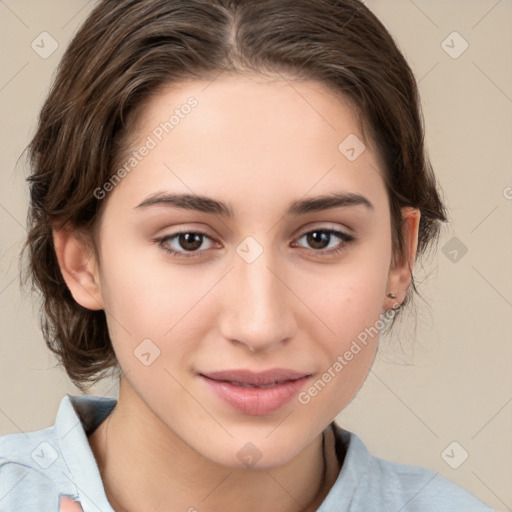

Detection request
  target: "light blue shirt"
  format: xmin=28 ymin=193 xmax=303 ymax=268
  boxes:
xmin=0 ymin=394 xmax=495 ymax=511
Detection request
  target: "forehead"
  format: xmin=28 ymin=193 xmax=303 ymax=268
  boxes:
xmin=133 ymin=74 xmax=365 ymax=149
xmin=109 ymin=74 xmax=388 ymax=215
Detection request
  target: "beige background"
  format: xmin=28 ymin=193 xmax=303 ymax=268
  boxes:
xmin=0 ymin=0 xmax=510 ymax=510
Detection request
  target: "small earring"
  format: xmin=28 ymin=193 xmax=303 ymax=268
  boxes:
xmin=387 ymin=292 xmax=397 ymax=299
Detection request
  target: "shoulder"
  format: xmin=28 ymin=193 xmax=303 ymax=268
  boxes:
xmin=0 ymin=423 xmax=60 ymax=475
xmin=0 ymin=427 xmax=75 ymax=509
xmin=0 ymin=394 xmax=116 ymax=510
xmin=328 ymin=426 xmax=496 ymax=511
xmin=371 ymin=455 xmax=494 ymax=511
xmin=0 ymin=397 xmax=84 ymax=509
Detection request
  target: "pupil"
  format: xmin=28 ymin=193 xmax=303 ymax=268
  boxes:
xmin=308 ymin=231 xmax=329 ymax=249
xmin=176 ymin=231 xmax=332 ymax=252
xmin=180 ymin=233 xmax=202 ymax=251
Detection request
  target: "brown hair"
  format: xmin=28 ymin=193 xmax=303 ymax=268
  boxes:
xmin=21 ymin=0 xmax=447 ymax=392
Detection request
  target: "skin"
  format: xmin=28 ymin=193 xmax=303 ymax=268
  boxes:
xmin=53 ymin=74 xmax=420 ymax=512
xmin=58 ymin=496 xmax=83 ymax=511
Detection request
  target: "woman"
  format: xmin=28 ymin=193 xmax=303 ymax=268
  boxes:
xmin=0 ymin=0 xmax=496 ymax=510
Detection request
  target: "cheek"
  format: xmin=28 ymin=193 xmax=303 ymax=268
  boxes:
xmin=296 ymin=285 xmax=384 ymax=421
xmin=302 ymin=236 xmax=391 ymax=343
xmin=97 ymin=219 xmax=183 ymax=325
xmin=97 ymin=231 xmax=216 ymax=373
xmin=294 ymin=234 xmax=391 ymax=410
xmin=98 ymin=205 xmax=392 ymax=370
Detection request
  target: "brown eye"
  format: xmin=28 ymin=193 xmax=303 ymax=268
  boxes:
xmin=305 ymin=231 xmax=331 ymax=250
xmin=294 ymin=229 xmax=354 ymax=255
xmin=175 ymin=232 xmax=204 ymax=251
xmin=157 ymin=231 xmax=214 ymax=257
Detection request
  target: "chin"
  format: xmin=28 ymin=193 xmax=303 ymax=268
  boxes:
xmin=191 ymin=428 xmax=311 ymax=471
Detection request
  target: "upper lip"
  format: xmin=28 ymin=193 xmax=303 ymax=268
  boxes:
xmin=200 ymin=369 xmax=312 ymax=386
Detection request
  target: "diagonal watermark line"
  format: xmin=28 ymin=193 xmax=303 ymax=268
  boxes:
xmin=163 ymin=163 xmax=233 ymax=235
xmin=61 ymin=0 xmax=94 ymax=29
xmin=65 ymin=272 xmax=132 ymax=336
xmin=371 ymin=370 xmax=439 ymax=438
xmin=99 ymin=367 xmax=128 ymax=397
xmin=0 ymin=203 xmax=26 ymax=232
xmin=59 ymin=418 xmax=83 ymax=445
xmin=471 ymin=471 xmax=512 ymax=511
xmin=397 ymin=472 xmax=439 ymax=511
xmin=200 ymin=470 xmax=234 ymax=503
xmin=60 ymin=369 xmax=130 ymax=441
xmin=162 ymin=267 xmax=234 ymax=337
xmin=265 ymin=470 xmax=307 ymax=511
xmin=265 ymin=266 xmax=336 ymax=335
xmin=0 ymin=62 xmax=29 ymax=93
xmin=471 ymin=265 xmax=512 ymax=308
xmin=61 ymin=471 xmax=103 ymax=511
xmin=472 ymin=0 xmax=502 ymax=29
xmin=0 ymin=473 xmax=27 ymax=503
xmin=0 ymin=0 xmax=29 ymax=29
xmin=163 ymin=367 xmax=234 ymax=438
xmin=472 ymin=61 xmax=512 ymax=104
xmin=276 ymin=71 xmax=337 ymax=131
xmin=0 ymin=406 xmax=29 ymax=438
xmin=0 ymin=369 xmax=125 ymax=439
xmin=406 ymin=0 xmax=439 ymax=28
xmin=0 ymin=273 xmax=18 ymax=295
xmin=265 ymin=410 xmax=294 ymax=438
xmin=272 ymin=0 xmax=367 ymax=133
xmin=200 ymin=67 xmax=227 ymax=93
xmin=470 ymin=204 xmax=499 ymax=233
xmin=471 ymin=396 xmax=512 ymax=440
xmin=418 ymin=62 xmax=439 ymax=84
xmin=163 ymin=163 xmax=196 ymax=193
xmin=333 ymin=0 xmax=372 ymax=37
xmin=60 ymin=419 xmax=82 ymax=443
xmin=367 ymin=161 xmax=389 ymax=191
xmin=266 ymin=164 xmax=337 ymax=235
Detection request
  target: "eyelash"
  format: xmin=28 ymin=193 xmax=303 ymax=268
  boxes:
xmin=153 ymin=228 xmax=355 ymax=259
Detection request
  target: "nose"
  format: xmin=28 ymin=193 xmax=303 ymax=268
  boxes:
xmin=218 ymin=248 xmax=296 ymax=354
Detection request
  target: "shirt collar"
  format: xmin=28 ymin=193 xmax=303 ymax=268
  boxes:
xmin=55 ymin=393 xmax=365 ymax=512
xmin=56 ymin=394 xmax=116 ymax=512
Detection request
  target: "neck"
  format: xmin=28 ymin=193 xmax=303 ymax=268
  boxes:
xmin=88 ymin=379 xmax=341 ymax=512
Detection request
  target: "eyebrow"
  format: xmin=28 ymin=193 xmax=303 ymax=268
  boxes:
xmin=134 ymin=191 xmax=374 ymax=217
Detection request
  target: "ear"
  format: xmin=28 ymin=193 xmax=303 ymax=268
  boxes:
xmin=52 ymin=225 xmax=104 ymax=311
xmin=384 ymin=207 xmax=421 ymax=311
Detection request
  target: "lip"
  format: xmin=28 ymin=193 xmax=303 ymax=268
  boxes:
xmin=199 ymin=369 xmax=312 ymax=415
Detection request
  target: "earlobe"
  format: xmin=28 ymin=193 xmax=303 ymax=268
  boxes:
xmin=52 ymin=225 xmax=104 ymax=311
xmin=384 ymin=207 xmax=421 ymax=308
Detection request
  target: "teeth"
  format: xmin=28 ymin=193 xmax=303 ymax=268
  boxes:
xmin=230 ymin=381 xmax=283 ymax=388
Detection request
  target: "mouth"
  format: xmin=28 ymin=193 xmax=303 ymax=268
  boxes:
xmin=217 ymin=380 xmax=291 ymax=389
xmin=201 ymin=368 xmax=311 ymax=387
xmin=199 ymin=369 xmax=313 ymax=415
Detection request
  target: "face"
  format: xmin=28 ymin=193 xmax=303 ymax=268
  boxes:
xmin=66 ymin=74 xmax=417 ymax=469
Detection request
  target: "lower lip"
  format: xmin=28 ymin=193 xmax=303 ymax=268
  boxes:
xmin=201 ymin=376 xmax=311 ymax=415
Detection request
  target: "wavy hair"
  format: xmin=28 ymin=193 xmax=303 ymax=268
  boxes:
xmin=20 ymin=0 xmax=448 ymax=392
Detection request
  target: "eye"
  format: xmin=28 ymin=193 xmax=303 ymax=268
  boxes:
xmin=292 ymin=228 xmax=355 ymax=256
xmin=155 ymin=231 xmax=215 ymax=258
xmin=154 ymin=227 xmax=355 ymax=259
